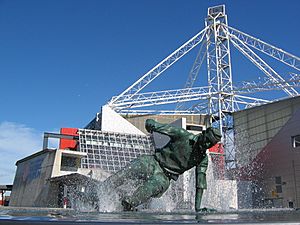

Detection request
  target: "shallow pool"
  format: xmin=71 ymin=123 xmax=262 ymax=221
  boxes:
xmin=0 ymin=207 xmax=300 ymax=224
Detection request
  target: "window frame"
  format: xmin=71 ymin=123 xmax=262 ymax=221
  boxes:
xmin=292 ymin=135 xmax=300 ymax=148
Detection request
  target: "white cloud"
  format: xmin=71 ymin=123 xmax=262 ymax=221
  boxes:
xmin=0 ymin=121 xmax=43 ymax=184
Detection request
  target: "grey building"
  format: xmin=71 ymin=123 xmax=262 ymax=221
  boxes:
xmin=234 ymin=95 xmax=300 ymax=208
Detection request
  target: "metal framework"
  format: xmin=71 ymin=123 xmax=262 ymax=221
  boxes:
xmin=78 ymin=129 xmax=154 ymax=172
xmin=109 ymin=27 xmax=208 ymax=105
xmin=106 ymin=5 xmax=300 ymax=168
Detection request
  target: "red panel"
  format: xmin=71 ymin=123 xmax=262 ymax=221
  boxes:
xmin=209 ymin=143 xmax=225 ymax=179
xmin=209 ymin=143 xmax=224 ymax=154
xmin=59 ymin=128 xmax=79 ymax=150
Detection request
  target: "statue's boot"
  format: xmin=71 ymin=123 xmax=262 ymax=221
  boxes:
xmin=121 ymin=198 xmax=137 ymax=211
xmin=197 ymin=207 xmax=217 ymax=213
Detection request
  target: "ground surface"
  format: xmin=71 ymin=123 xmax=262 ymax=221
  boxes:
xmin=0 ymin=207 xmax=300 ymax=224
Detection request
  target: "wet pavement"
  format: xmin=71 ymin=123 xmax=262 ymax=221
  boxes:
xmin=0 ymin=207 xmax=300 ymax=224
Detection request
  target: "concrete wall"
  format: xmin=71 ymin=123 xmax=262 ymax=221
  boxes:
xmin=255 ymin=107 xmax=300 ymax=208
xmin=10 ymin=149 xmax=57 ymax=207
xmin=10 ymin=148 xmax=89 ymax=207
xmin=235 ymin=98 xmax=300 ymax=208
xmin=234 ymin=96 xmax=300 ymax=167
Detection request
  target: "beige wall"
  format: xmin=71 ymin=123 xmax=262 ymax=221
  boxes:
xmin=125 ymin=114 xmax=207 ymax=134
xmin=258 ymin=107 xmax=300 ymax=208
xmin=234 ymin=96 xmax=300 ymax=208
xmin=234 ymin=96 xmax=300 ymax=167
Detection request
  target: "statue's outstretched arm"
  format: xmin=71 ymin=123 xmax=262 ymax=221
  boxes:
xmin=145 ymin=119 xmax=188 ymax=139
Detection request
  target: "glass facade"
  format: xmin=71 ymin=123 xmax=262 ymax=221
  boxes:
xmin=78 ymin=129 xmax=155 ymax=172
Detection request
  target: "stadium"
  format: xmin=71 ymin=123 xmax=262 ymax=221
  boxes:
xmin=7 ymin=5 xmax=300 ymax=210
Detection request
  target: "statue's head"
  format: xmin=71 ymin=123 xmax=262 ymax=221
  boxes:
xmin=197 ymin=127 xmax=222 ymax=149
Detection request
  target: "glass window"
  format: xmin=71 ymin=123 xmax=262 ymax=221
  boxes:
xmin=275 ymin=176 xmax=281 ymax=184
xmin=292 ymin=135 xmax=300 ymax=148
xmin=61 ymin=156 xmax=78 ymax=171
xmin=276 ymin=185 xmax=282 ymax=193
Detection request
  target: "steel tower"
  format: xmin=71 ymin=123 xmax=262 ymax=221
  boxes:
xmin=106 ymin=5 xmax=300 ymax=168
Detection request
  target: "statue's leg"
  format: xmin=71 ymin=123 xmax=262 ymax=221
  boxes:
xmin=195 ymin=156 xmax=208 ymax=212
xmin=195 ymin=172 xmax=206 ymax=211
xmin=195 ymin=188 xmax=204 ymax=212
xmin=122 ymin=162 xmax=170 ymax=210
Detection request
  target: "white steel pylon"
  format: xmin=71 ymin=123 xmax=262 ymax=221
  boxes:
xmin=107 ymin=5 xmax=300 ymax=168
xmin=205 ymin=6 xmax=235 ymax=166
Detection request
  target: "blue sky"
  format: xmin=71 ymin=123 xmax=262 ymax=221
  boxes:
xmin=1 ymin=0 xmax=300 ymax=184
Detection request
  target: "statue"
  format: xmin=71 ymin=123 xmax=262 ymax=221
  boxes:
xmin=103 ymin=119 xmax=222 ymax=211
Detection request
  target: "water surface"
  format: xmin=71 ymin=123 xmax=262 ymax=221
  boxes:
xmin=0 ymin=207 xmax=300 ymax=224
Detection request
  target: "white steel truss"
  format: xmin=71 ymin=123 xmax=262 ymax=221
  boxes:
xmin=226 ymin=26 xmax=300 ymax=71
xmin=108 ymin=27 xmax=208 ymax=105
xmin=175 ymin=40 xmax=208 ymax=111
xmin=109 ymin=75 xmax=300 ymax=114
xmin=111 ymin=84 xmax=292 ymax=111
xmin=106 ymin=5 xmax=300 ymax=168
xmin=229 ymin=34 xmax=298 ymax=96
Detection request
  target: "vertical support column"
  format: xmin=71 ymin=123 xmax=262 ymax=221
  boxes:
xmin=1 ymin=190 xmax=4 ymax=206
xmin=63 ymin=184 xmax=68 ymax=209
xmin=205 ymin=5 xmax=235 ymax=169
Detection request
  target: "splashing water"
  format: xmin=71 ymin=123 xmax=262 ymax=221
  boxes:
xmin=201 ymin=156 xmax=238 ymax=210
xmin=74 ymin=154 xmax=239 ymax=212
xmin=148 ymin=154 xmax=238 ymax=212
xmin=96 ymin=187 xmax=122 ymax=212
